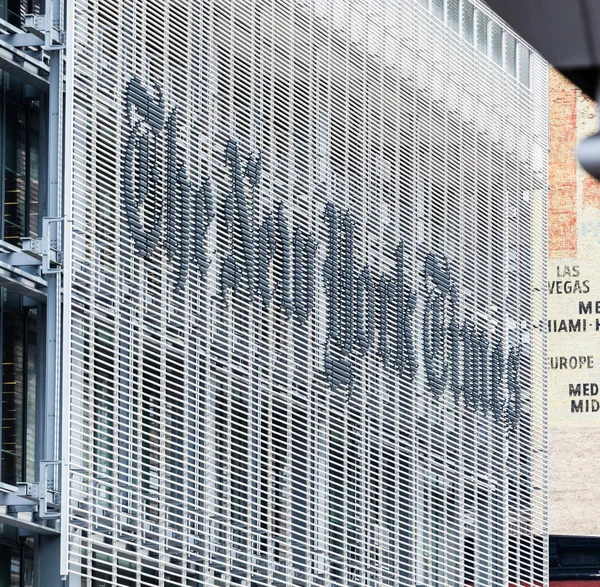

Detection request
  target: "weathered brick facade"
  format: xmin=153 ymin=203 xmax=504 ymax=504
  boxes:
xmin=549 ymin=69 xmax=600 ymax=537
xmin=549 ymin=69 xmax=578 ymax=258
xmin=549 ymin=68 xmax=600 ymax=256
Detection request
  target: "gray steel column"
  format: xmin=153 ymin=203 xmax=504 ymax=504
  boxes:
xmin=34 ymin=534 xmax=61 ymax=586
xmin=42 ymin=46 xmax=61 ymax=469
xmin=34 ymin=30 xmax=64 ymax=587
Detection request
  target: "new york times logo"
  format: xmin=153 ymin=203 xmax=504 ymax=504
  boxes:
xmin=121 ymin=77 xmax=523 ymax=429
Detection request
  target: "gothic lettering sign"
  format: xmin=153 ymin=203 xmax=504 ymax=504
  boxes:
xmin=122 ymin=77 xmax=521 ymax=428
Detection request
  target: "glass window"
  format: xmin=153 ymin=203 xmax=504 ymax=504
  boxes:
xmin=432 ymin=0 xmax=444 ymax=21
xmin=2 ymin=0 xmax=40 ymax=27
xmin=461 ymin=1 xmax=474 ymax=45
xmin=25 ymin=319 xmax=36 ymax=482
xmin=0 ymin=543 xmax=20 ymax=586
xmin=28 ymin=116 xmax=39 ymax=239
xmin=491 ymin=21 xmax=503 ymax=66
xmin=4 ymin=103 xmax=27 ymax=245
xmin=3 ymin=117 xmax=40 ymax=245
xmin=2 ymin=311 xmax=24 ymax=485
xmin=1 ymin=74 xmax=41 ymax=246
xmin=447 ymin=0 xmax=459 ymax=32
xmin=476 ymin=12 xmax=489 ymax=55
xmin=22 ymin=549 xmax=33 ymax=587
xmin=4 ymin=75 xmax=22 ymax=103
xmin=505 ymin=34 xmax=517 ymax=77
xmin=0 ymin=529 xmax=34 ymax=585
xmin=0 ymin=297 xmax=37 ymax=486
xmin=518 ymin=43 xmax=531 ymax=87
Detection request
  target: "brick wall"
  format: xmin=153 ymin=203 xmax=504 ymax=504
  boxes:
xmin=548 ymin=69 xmax=600 ymax=536
xmin=549 ymin=69 xmax=599 ymax=256
xmin=549 ymin=68 xmax=578 ymax=257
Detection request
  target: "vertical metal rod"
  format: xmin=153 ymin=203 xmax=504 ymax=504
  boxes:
xmin=43 ymin=49 xmax=60 ymax=474
xmin=34 ymin=90 xmax=47 ymax=495
xmin=1 ymin=83 xmax=5 ymax=244
xmin=34 ymin=37 xmax=64 ymax=587
xmin=60 ymin=0 xmax=75 ymax=575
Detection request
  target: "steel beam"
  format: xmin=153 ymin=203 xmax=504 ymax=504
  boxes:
xmin=0 ymin=37 xmax=49 ymax=90
xmin=0 ymin=513 xmax=60 ymax=535
xmin=0 ymin=17 xmax=50 ymax=91
xmin=0 ymin=240 xmax=47 ymax=299
xmin=0 ymin=33 xmax=44 ymax=47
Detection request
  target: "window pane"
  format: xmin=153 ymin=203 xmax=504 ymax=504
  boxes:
xmin=506 ymin=33 xmax=517 ymax=76
xmin=29 ymin=116 xmax=39 ymax=238
xmin=447 ymin=0 xmax=459 ymax=32
xmin=476 ymin=12 xmax=489 ymax=55
xmin=518 ymin=43 xmax=531 ymax=87
xmin=432 ymin=0 xmax=444 ymax=21
xmin=4 ymin=104 xmax=27 ymax=246
xmin=5 ymin=0 xmax=21 ymax=27
xmin=491 ymin=21 xmax=503 ymax=66
xmin=1 ymin=312 xmax=24 ymax=485
xmin=25 ymin=320 xmax=36 ymax=483
xmin=462 ymin=1 xmax=474 ymax=45
xmin=23 ymin=550 xmax=34 ymax=587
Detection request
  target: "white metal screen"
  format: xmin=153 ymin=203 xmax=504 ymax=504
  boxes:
xmin=64 ymin=0 xmax=547 ymax=585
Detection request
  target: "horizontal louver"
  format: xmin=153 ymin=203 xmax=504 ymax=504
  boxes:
xmin=65 ymin=0 xmax=547 ymax=584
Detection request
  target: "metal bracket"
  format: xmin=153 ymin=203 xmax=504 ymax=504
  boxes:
xmin=23 ymin=217 xmax=63 ymax=274
xmin=18 ymin=461 xmax=61 ymax=520
xmin=23 ymin=14 xmax=64 ymax=51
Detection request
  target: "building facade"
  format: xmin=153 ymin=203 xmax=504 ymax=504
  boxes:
xmin=0 ymin=0 xmax=547 ymax=585
xmin=548 ymin=72 xmax=600 ymax=585
xmin=548 ymin=69 xmax=600 ymax=537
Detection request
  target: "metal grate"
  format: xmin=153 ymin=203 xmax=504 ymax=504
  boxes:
xmin=64 ymin=0 xmax=548 ymax=585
